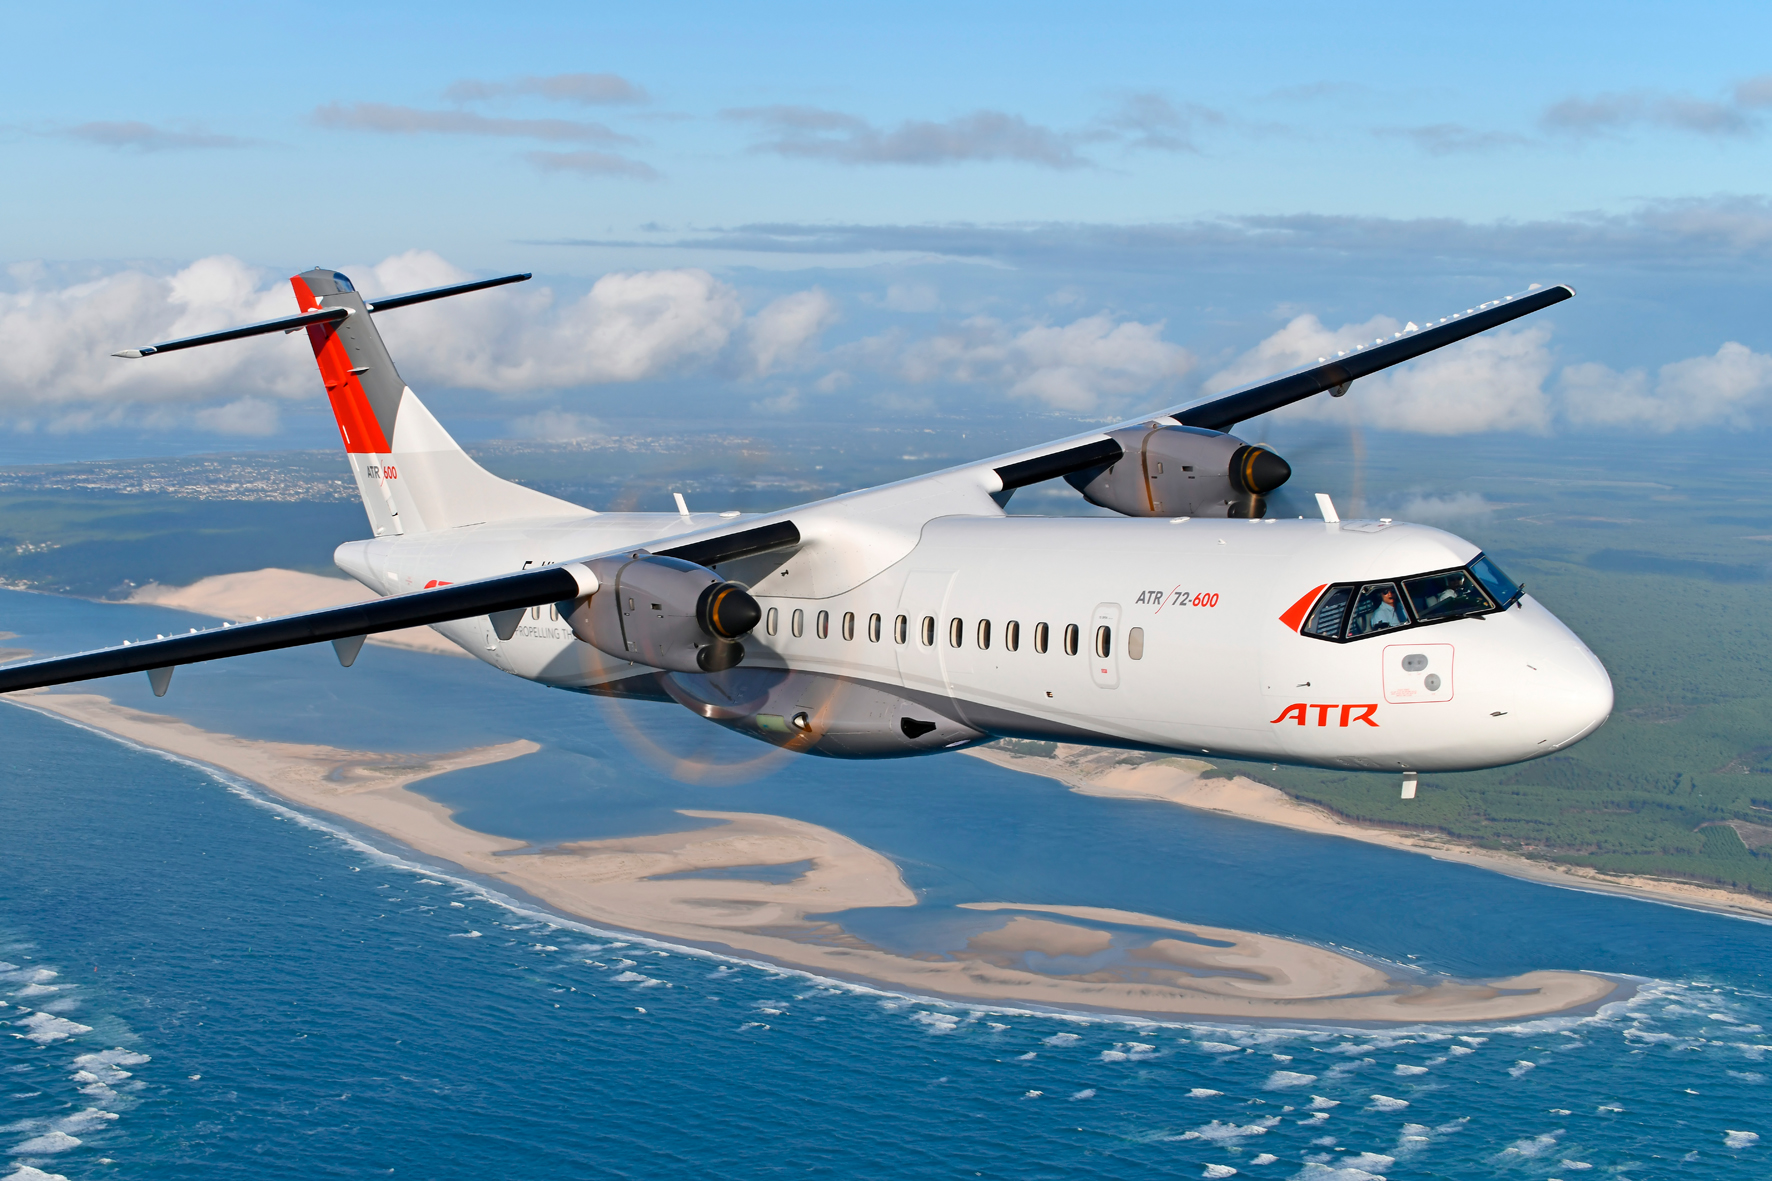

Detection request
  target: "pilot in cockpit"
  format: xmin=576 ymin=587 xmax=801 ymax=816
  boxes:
xmin=1369 ymin=586 xmax=1406 ymax=630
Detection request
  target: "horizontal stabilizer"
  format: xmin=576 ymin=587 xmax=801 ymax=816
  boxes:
xmin=365 ymin=272 xmax=531 ymax=313
xmin=0 ymin=563 xmax=596 ymax=694
xmin=112 ymin=306 xmax=348 ymax=359
xmin=111 ymin=272 xmax=531 ymax=360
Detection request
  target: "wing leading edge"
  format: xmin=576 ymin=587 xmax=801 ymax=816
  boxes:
xmin=0 ymin=563 xmax=595 ymax=694
xmin=991 ymin=283 xmax=1574 ymax=492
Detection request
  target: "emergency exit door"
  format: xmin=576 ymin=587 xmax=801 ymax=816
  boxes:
xmin=1089 ymin=602 xmax=1121 ymax=689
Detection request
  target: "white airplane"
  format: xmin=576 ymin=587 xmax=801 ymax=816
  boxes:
xmin=0 ymin=270 xmax=1612 ymax=790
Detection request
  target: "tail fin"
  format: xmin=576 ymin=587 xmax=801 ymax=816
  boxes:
xmin=291 ymin=268 xmax=585 ymax=535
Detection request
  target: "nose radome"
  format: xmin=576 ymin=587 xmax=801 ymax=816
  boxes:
xmin=1544 ymin=642 xmax=1614 ymax=750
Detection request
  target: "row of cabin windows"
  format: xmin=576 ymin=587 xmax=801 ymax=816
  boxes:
xmin=762 ymin=607 xmax=1145 ymax=661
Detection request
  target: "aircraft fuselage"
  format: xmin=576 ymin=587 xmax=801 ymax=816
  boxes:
xmin=335 ymin=510 xmax=1613 ymax=772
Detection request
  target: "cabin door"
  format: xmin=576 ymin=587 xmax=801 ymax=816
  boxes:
xmin=1089 ymin=602 xmax=1122 ymax=689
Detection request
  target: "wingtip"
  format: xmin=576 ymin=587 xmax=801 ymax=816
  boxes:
xmin=111 ymin=348 xmax=147 ymax=359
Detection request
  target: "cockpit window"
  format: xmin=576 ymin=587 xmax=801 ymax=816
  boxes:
xmin=1468 ymin=554 xmax=1523 ymax=608
xmin=1403 ymin=569 xmax=1494 ymax=622
xmin=1301 ymin=585 xmax=1351 ymax=638
xmin=331 ymin=272 xmax=355 ymax=292
xmin=1299 ymin=556 xmax=1519 ymax=643
xmin=1345 ymin=582 xmax=1408 ymax=637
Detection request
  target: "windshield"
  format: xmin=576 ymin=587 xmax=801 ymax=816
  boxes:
xmin=1403 ymin=569 xmax=1494 ymax=621
xmin=1468 ymin=554 xmax=1523 ymax=607
xmin=1298 ymin=556 xmax=1520 ymax=642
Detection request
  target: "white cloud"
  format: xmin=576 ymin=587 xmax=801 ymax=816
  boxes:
xmin=747 ymin=288 xmax=838 ymax=375
xmin=194 ymin=397 xmax=281 ymax=436
xmin=892 ymin=313 xmax=1194 ymax=412
xmin=1387 ymin=491 xmax=1495 ymax=525
xmin=1205 ymin=312 xmax=1555 ymax=434
xmin=507 ymin=409 xmax=603 ymax=440
xmin=0 ymin=255 xmax=310 ymax=428
xmin=0 ymin=252 xmax=834 ymax=432
xmin=1561 ymin=342 xmax=1772 ymax=431
xmin=371 ymin=254 xmax=747 ymax=390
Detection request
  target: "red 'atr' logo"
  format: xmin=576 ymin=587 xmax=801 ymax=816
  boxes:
xmin=1270 ymin=703 xmax=1379 ymax=728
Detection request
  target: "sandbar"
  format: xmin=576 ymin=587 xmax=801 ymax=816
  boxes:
xmin=121 ymin=568 xmax=1772 ymax=922
xmin=9 ymin=690 xmax=1619 ymax=1024
xmin=967 ymin=743 xmax=1772 ymax=923
xmin=130 ymin=568 xmax=467 ymax=657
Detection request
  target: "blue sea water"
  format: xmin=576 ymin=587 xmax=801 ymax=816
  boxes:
xmin=4 ymin=588 xmax=1772 ymax=1179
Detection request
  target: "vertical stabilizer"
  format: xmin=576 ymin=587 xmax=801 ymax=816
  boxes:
xmin=291 ymin=268 xmax=585 ymax=535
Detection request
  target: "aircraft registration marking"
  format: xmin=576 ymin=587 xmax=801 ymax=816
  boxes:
xmin=1270 ymin=703 xmax=1380 ymax=727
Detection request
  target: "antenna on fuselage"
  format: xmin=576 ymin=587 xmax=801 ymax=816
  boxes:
xmin=1315 ymin=493 xmax=1340 ymax=524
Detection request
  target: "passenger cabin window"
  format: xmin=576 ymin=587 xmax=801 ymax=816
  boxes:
xmin=842 ymin=611 xmax=855 ymax=641
xmin=1300 ymin=555 xmax=1520 ymax=643
xmin=894 ymin=614 xmax=908 ymax=644
xmin=1403 ymin=570 xmax=1492 ymax=622
xmin=766 ymin=607 xmax=779 ymax=636
xmin=792 ymin=609 xmax=805 ymax=637
xmin=1344 ymin=583 xmax=1406 ymax=638
xmin=1094 ymin=626 xmax=1111 ymax=659
xmin=870 ymin=613 xmax=883 ymax=642
xmin=921 ymin=616 xmax=936 ymax=646
xmin=977 ymin=619 xmax=991 ymax=649
xmin=1063 ymin=624 xmax=1080 ymax=656
xmin=816 ymin=610 xmax=829 ymax=639
xmin=948 ymin=618 xmax=963 ymax=648
xmin=1005 ymin=621 xmax=1020 ymax=651
xmin=1034 ymin=622 xmax=1049 ymax=653
xmin=1127 ymin=627 xmax=1144 ymax=660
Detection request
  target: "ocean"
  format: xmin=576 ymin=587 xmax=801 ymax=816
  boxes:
xmin=3 ymin=587 xmax=1770 ymax=1179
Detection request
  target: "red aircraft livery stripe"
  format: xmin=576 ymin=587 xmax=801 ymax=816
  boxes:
xmin=1278 ymin=584 xmax=1327 ymax=632
xmin=290 ymin=275 xmax=390 ymax=455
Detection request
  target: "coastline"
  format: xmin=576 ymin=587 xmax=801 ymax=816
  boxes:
xmin=86 ymin=568 xmax=1772 ymax=922
xmin=9 ymin=689 xmax=1621 ymax=1024
xmin=965 ymin=744 xmax=1772 ymax=924
xmin=128 ymin=568 xmax=468 ymax=657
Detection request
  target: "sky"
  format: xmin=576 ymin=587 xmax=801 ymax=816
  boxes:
xmin=1 ymin=0 xmax=1769 ymax=459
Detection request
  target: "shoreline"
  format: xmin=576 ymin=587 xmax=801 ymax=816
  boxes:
xmin=965 ymin=745 xmax=1772 ymax=925
xmin=128 ymin=568 xmax=467 ymax=658
xmin=31 ymin=571 xmax=1772 ymax=923
xmin=9 ymin=690 xmax=1621 ymax=1025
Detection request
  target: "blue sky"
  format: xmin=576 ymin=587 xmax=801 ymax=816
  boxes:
xmin=2 ymin=1 xmax=1769 ymax=456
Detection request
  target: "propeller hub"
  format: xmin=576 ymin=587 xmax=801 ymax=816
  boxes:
xmin=1230 ymin=445 xmax=1292 ymax=495
xmin=699 ymin=582 xmax=762 ymax=639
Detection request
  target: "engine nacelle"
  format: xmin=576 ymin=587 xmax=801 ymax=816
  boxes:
xmin=562 ymin=553 xmax=762 ymax=674
xmin=660 ymin=667 xmax=987 ymax=759
xmin=1065 ymin=423 xmax=1291 ymax=518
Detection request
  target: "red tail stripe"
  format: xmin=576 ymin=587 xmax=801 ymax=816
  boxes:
xmin=290 ymin=275 xmax=390 ymax=454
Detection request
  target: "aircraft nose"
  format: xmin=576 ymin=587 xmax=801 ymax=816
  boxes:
xmin=1511 ymin=607 xmax=1614 ymax=753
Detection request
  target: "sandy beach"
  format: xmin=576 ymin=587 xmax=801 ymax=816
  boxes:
xmin=9 ymin=689 xmax=1618 ymax=1023
xmin=130 ymin=568 xmax=468 ymax=657
xmin=124 ymin=568 xmax=1771 ymax=922
xmin=966 ymin=744 xmax=1772 ymax=924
